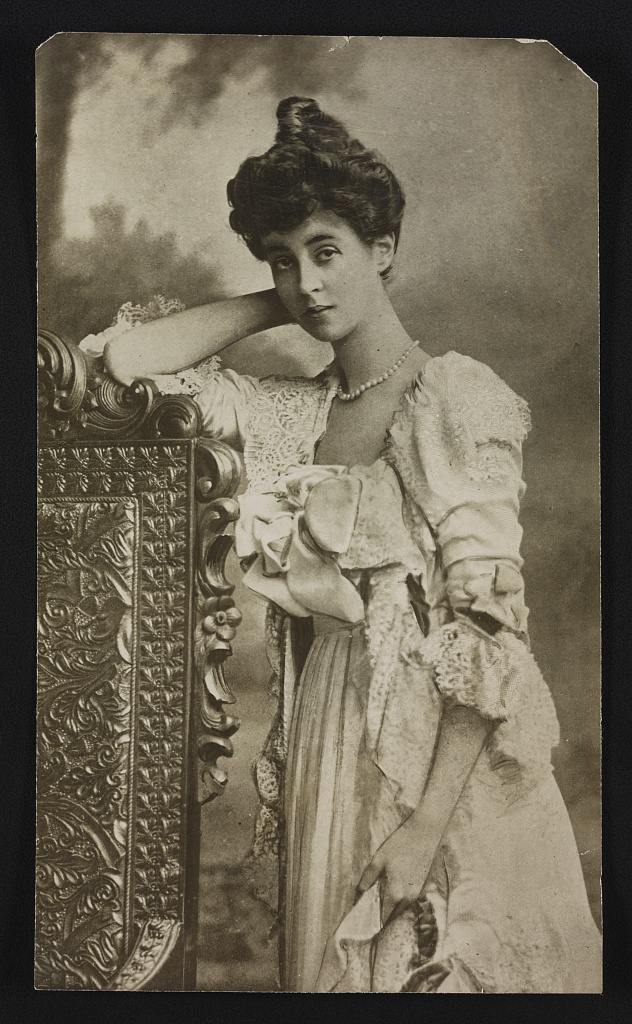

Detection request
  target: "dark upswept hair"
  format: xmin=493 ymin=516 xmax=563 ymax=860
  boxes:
xmin=227 ymin=97 xmax=405 ymax=278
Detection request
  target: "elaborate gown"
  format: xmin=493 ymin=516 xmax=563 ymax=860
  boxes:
xmin=191 ymin=350 xmax=601 ymax=994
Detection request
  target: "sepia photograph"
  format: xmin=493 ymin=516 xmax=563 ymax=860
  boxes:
xmin=36 ymin=33 xmax=601 ymax=992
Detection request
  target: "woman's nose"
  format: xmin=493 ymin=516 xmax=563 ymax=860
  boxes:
xmin=297 ymin=260 xmax=323 ymax=295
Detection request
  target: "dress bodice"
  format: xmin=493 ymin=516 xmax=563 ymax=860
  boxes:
xmin=204 ymin=350 xmax=531 ymax=636
xmin=220 ymin=353 xmax=558 ymax=823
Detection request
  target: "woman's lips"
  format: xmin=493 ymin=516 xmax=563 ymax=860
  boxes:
xmin=302 ymin=305 xmax=334 ymax=320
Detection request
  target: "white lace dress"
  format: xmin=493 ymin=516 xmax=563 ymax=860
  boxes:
xmin=188 ymin=350 xmax=601 ymax=993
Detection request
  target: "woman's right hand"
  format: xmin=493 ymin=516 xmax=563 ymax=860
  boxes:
xmin=357 ymin=818 xmax=440 ymax=926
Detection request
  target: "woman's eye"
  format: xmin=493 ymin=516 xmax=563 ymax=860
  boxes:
xmin=316 ymin=248 xmax=338 ymax=262
xmin=272 ymin=257 xmax=293 ymax=271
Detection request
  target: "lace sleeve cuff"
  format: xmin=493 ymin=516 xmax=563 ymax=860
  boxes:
xmin=416 ymin=620 xmax=561 ymax=778
xmin=420 ymin=621 xmax=522 ymax=721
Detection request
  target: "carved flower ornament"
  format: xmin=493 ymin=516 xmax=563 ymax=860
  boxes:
xmin=201 ymin=596 xmax=242 ymax=652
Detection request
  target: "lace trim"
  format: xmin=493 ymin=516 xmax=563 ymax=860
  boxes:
xmin=114 ymin=295 xmax=186 ymax=327
xmin=417 ymin=622 xmax=517 ymax=720
xmin=242 ymin=371 xmax=338 ymax=492
xmin=249 ymin=738 xmax=283 ymax=911
xmin=467 ymin=444 xmax=516 ymax=484
xmin=111 ymin=296 xmax=230 ymax=396
xmin=340 ymin=464 xmax=425 ymax=572
xmin=487 ymin=632 xmax=560 ymax=774
xmin=384 ymin=351 xmax=531 ymax=471
xmin=439 ymin=352 xmax=531 ymax=449
xmin=359 ymin=571 xmax=445 ymax=818
xmin=244 ymin=803 xmax=280 ymax=909
xmin=248 ymin=604 xmax=292 ymax=912
xmin=404 ymin=621 xmax=560 ymax=774
xmin=153 ymin=355 xmax=224 ymax=396
xmin=264 ymin=603 xmax=284 ymax=681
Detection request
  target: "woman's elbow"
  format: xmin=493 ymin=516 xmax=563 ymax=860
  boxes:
xmin=103 ymin=337 xmax=136 ymax=386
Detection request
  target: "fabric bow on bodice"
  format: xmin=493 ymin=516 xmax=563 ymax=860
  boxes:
xmin=235 ymin=466 xmax=366 ymax=623
xmin=235 ymin=462 xmax=438 ymax=817
xmin=235 ymin=461 xmax=429 ymax=624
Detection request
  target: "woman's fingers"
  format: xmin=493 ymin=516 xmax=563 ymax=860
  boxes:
xmin=357 ymin=854 xmax=416 ymax=928
xmin=381 ymin=890 xmax=401 ymax=927
xmin=357 ymin=854 xmax=383 ymax=893
xmin=380 ymin=876 xmax=411 ymax=924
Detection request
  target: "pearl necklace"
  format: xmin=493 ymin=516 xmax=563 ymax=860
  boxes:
xmin=336 ymin=340 xmax=420 ymax=401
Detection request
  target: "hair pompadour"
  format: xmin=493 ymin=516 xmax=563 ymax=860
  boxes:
xmin=227 ymin=97 xmax=405 ymax=278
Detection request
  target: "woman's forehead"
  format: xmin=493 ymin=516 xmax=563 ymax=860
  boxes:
xmin=262 ymin=209 xmax=355 ymax=251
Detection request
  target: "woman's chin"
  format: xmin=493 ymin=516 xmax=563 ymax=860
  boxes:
xmin=300 ymin=320 xmax=347 ymax=345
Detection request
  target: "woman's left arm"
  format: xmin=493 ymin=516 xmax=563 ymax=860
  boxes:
xmin=358 ymin=704 xmax=488 ymax=923
xmin=362 ymin=354 xmax=533 ymax=924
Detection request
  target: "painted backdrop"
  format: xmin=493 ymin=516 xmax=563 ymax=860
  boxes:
xmin=37 ymin=35 xmax=600 ymax=985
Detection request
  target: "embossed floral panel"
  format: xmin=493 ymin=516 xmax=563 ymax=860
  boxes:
xmin=37 ymin=442 xmax=197 ymax=990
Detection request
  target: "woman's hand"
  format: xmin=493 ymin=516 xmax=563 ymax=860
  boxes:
xmin=358 ymin=705 xmax=488 ymax=927
xmin=357 ymin=817 xmax=440 ymax=926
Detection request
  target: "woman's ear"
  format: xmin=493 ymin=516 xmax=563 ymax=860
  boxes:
xmin=373 ymin=233 xmax=397 ymax=274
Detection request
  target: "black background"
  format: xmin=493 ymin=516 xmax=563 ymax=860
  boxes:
xmin=2 ymin=2 xmax=630 ymax=1021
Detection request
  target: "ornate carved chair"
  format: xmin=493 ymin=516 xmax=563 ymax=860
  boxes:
xmin=37 ymin=331 xmax=243 ymax=989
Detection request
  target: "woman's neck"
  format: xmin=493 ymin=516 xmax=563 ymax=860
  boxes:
xmin=332 ymin=294 xmax=415 ymax=392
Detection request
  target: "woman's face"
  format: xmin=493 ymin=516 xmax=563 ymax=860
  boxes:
xmin=261 ymin=209 xmax=392 ymax=346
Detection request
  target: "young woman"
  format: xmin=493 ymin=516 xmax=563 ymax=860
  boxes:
xmin=97 ymin=97 xmax=601 ymax=993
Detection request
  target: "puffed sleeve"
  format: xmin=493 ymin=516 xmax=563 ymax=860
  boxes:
xmin=145 ymin=357 xmax=258 ymax=449
xmin=423 ymin=354 xmax=529 ymax=631
xmin=387 ymin=352 xmax=555 ymax=733
xmin=195 ymin=365 xmax=258 ymax=449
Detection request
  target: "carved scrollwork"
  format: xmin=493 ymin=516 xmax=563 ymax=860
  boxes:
xmin=142 ymin=393 xmax=201 ymax=439
xmin=194 ymin=439 xmax=243 ymax=804
xmin=38 ymin=329 xmax=89 ymax=436
xmin=38 ymin=330 xmax=201 ymax=442
xmin=80 ymin=367 xmax=158 ymax=439
xmin=38 ymin=331 xmax=155 ymax=440
xmin=38 ymin=328 xmax=247 ymax=987
xmin=196 ymin=436 xmax=243 ymax=504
